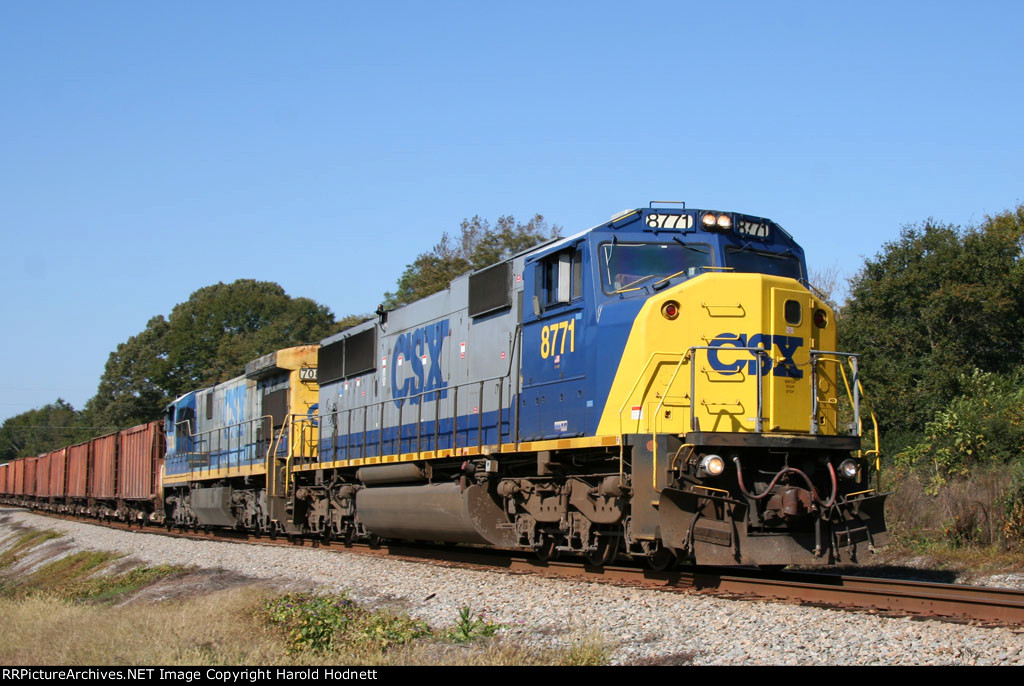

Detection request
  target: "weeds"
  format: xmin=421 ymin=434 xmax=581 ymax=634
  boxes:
xmin=262 ymin=592 xmax=359 ymax=655
xmin=0 ymin=550 xmax=119 ymax=597
xmin=353 ymin=610 xmax=431 ymax=651
xmin=447 ymin=605 xmax=502 ymax=643
xmin=0 ymin=529 xmax=61 ymax=567
xmin=69 ymin=563 xmax=185 ymax=602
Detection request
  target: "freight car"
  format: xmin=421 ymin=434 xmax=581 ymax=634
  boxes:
xmin=2 ymin=203 xmax=888 ymax=568
xmin=2 ymin=423 xmax=163 ymax=521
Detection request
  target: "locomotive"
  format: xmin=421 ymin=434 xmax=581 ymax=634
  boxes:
xmin=1 ymin=203 xmax=888 ymax=567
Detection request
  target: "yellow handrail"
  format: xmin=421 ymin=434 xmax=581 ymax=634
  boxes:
xmin=838 ymin=363 xmax=881 ymax=471
xmin=614 ymin=350 xmax=690 ymax=486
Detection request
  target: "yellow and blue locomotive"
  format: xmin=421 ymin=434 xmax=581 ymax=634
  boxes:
xmin=284 ymin=203 xmax=888 ymax=567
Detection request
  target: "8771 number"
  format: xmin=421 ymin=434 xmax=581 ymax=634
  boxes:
xmin=540 ymin=319 xmax=576 ymax=359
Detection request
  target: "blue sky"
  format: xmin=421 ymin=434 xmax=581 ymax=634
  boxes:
xmin=1 ymin=1 xmax=1022 ymax=422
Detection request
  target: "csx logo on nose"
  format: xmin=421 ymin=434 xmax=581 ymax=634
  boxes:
xmin=707 ymin=333 xmax=803 ymax=379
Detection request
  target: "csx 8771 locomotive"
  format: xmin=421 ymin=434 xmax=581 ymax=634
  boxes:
xmin=4 ymin=203 xmax=888 ymax=568
xmin=288 ymin=203 xmax=887 ymax=567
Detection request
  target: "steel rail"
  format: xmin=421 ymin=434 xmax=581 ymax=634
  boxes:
xmin=15 ymin=508 xmax=1024 ymax=627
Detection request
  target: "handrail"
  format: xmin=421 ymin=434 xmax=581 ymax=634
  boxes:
xmin=808 ymin=351 xmax=871 ymax=440
xmin=319 ymin=373 xmax=512 ymax=463
xmin=266 ymin=414 xmax=288 ymax=498
xmin=268 ymin=413 xmax=320 ymax=498
xmin=838 ymin=363 xmax=881 ymax=470
xmin=174 ymin=415 xmax=274 ymax=475
xmin=615 ymin=345 xmax=876 ymax=495
xmin=614 ymin=350 xmax=689 ymax=483
xmin=688 ymin=345 xmax=770 ymax=433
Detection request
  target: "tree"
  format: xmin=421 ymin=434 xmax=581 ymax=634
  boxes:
xmin=88 ymin=280 xmax=339 ymax=429
xmin=839 ymin=205 xmax=1024 ymax=439
xmin=85 ymin=315 xmax=171 ymax=432
xmin=161 ymin=280 xmax=336 ymax=395
xmin=0 ymin=399 xmax=86 ymax=463
xmin=384 ymin=214 xmax=561 ymax=307
xmin=808 ymin=264 xmax=844 ymax=313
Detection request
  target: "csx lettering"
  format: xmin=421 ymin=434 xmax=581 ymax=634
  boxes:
xmin=707 ymin=333 xmax=804 ymax=379
xmin=391 ymin=320 xmax=449 ymax=408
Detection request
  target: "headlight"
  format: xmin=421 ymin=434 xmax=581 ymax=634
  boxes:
xmin=701 ymin=213 xmax=718 ymax=228
xmin=839 ymin=459 xmax=859 ymax=479
xmin=700 ymin=454 xmax=725 ymax=476
xmin=716 ymin=214 xmax=732 ymax=230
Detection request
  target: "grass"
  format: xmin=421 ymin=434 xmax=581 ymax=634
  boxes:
xmin=0 ymin=533 xmax=611 ymax=666
xmin=880 ymin=466 xmax=1024 ymax=575
xmin=0 ymin=529 xmax=62 ymax=568
xmin=0 ymin=587 xmax=609 ymax=666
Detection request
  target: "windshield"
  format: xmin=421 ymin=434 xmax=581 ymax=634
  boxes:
xmin=724 ymin=246 xmax=802 ymax=280
xmin=601 ymin=242 xmax=713 ymax=292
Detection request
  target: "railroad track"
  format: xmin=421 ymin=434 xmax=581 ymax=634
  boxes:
xmin=18 ymin=508 xmax=1024 ymax=628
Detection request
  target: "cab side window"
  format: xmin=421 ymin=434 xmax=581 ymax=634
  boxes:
xmin=537 ymin=247 xmax=584 ymax=307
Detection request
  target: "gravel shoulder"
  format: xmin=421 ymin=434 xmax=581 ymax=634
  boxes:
xmin=2 ymin=509 xmax=1023 ymax=666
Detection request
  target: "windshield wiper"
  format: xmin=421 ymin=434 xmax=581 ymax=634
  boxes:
xmin=612 ymin=274 xmax=657 ymax=293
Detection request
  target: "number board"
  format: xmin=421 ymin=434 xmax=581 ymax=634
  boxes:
xmin=299 ymin=367 xmax=318 ymax=382
xmin=645 ymin=213 xmax=694 ymax=230
xmin=737 ymin=220 xmax=770 ymax=238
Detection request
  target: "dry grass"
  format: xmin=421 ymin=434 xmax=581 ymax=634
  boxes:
xmin=0 ymin=531 xmax=610 ymax=666
xmin=0 ymin=587 xmax=295 ymax=665
xmin=0 ymin=588 xmax=609 ymax=666
xmin=882 ymin=467 xmax=1024 ymax=571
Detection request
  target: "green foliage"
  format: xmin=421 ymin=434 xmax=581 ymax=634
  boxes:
xmin=261 ymin=591 xmax=434 ymax=656
xmin=0 ymin=400 xmax=91 ymax=462
xmin=68 ymin=564 xmax=185 ymax=603
xmin=840 ymin=205 xmax=1024 ymax=435
xmin=384 ymin=214 xmax=561 ymax=307
xmin=998 ymin=463 xmax=1024 ymax=547
xmin=86 ymin=315 xmax=171 ymax=433
xmin=0 ymin=530 xmax=62 ymax=568
xmin=894 ymin=368 xmax=1024 ymax=492
xmin=447 ymin=606 xmax=502 ymax=643
xmin=352 ymin=611 xmax=431 ymax=650
xmin=87 ymin=280 xmax=338 ymax=429
xmin=261 ymin=592 xmax=359 ymax=655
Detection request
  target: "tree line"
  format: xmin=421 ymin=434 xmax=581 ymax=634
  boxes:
xmin=5 ymin=205 xmax=1024 ymax=479
xmin=0 ymin=216 xmax=558 ymax=463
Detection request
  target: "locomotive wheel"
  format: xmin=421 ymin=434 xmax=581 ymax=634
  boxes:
xmin=367 ymin=534 xmax=383 ymax=550
xmin=586 ymin=535 xmax=618 ymax=567
xmin=535 ymin=535 xmax=559 ymax=562
xmin=268 ymin=523 xmax=279 ymax=541
xmin=320 ymin=529 xmax=333 ymax=547
xmin=647 ymin=547 xmax=677 ymax=572
xmin=343 ymin=527 xmax=355 ymax=548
